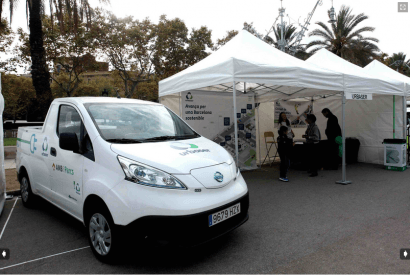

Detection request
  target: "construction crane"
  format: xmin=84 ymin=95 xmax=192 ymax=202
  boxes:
xmin=244 ymin=0 xmax=337 ymax=55
xmin=275 ymin=0 xmax=337 ymax=56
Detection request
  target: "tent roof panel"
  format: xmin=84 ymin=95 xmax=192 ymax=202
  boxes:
xmin=306 ymin=49 xmax=404 ymax=96
xmin=364 ymin=60 xmax=410 ymax=94
xmin=159 ymin=30 xmax=344 ymax=97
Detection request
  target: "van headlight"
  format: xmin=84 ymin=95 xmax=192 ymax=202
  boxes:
xmin=231 ymin=161 xmax=240 ymax=180
xmin=117 ymin=156 xmax=187 ymax=190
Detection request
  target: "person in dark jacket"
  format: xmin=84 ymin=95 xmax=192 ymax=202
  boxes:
xmin=302 ymin=114 xmax=321 ymax=177
xmin=277 ymin=126 xmax=294 ymax=182
xmin=322 ymin=108 xmax=342 ymax=170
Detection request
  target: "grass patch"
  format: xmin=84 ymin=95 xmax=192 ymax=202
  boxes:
xmin=4 ymin=138 xmax=17 ymax=146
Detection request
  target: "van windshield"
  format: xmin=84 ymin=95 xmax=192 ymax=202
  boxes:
xmin=84 ymin=103 xmax=200 ymax=143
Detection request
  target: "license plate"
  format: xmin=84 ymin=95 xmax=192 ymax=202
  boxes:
xmin=208 ymin=203 xmax=240 ymax=227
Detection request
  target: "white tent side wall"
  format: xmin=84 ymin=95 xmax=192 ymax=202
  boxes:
xmin=252 ymin=95 xmax=404 ymax=166
xmin=160 ymin=91 xmax=404 ymax=166
xmin=314 ymin=95 xmax=404 ymax=165
xmin=160 ymin=94 xmax=182 ymax=116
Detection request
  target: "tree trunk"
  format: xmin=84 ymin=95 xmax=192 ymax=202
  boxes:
xmin=28 ymin=0 xmax=53 ymax=120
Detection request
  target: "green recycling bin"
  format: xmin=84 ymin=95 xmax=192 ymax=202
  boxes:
xmin=383 ymin=139 xmax=407 ymax=171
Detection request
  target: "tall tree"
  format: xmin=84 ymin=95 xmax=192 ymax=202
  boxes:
xmin=18 ymin=14 xmax=99 ymax=96
xmin=264 ymin=23 xmax=309 ymax=60
xmin=1 ymin=74 xmax=36 ymax=121
xmin=0 ymin=18 xmax=17 ymax=72
xmin=306 ymin=5 xmax=380 ymax=67
xmin=93 ymin=10 xmax=156 ymax=98
xmin=27 ymin=0 xmax=53 ymax=119
xmin=0 ymin=0 xmax=18 ymax=26
xmin=212 ymin=30 xmax=238 ymax=51
xmin=388 ymin=52 xmax=410 ymax=76
xmin=3 ymin=0 xmax=109 ymax=119
xmin=153 ymin=15 xmax=213 ymax=80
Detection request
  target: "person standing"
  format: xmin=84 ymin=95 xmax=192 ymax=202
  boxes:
xmin=277 ymin=126 xmax=294 ymax=182
xmin=321 ymin=108 xmax=342 ymax=170
xmin=302 ymin=114 xmax=321 ymax=177
xmin=278 ymin=112 xmax=295 ymax=140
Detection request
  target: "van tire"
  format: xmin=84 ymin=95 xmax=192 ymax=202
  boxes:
xmin=20 ymin=174 xmax=36 ymax=208
xmin=85 ymin=204 xmax=123 ymax=263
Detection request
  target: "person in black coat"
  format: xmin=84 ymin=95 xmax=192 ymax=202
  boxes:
xmin=277 ymin=126 xmax=294 ymax=182
xmin=322 ymin=108 xmax=342 ymax=170
xmin=302 ymin=114 xmax=321 ymax=177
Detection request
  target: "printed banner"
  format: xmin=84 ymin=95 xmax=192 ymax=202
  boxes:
xmin=345 ymin=92 xmax=373 ymax=100
xmin=274 ymin=101 xmax=313 ymax=128
xmin=181 ymin=91 xmax=257 ymax=170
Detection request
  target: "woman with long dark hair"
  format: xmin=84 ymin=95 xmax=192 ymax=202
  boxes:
xmin=278 ymin=112 xmax=295 ymax=140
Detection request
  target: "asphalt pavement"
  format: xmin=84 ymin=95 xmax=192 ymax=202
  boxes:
xmin=1 ymin=163 xmax=410 ymax=273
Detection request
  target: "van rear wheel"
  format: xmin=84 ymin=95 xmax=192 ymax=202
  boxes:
xmin=20 ymin=175 xmax=36 ymax=208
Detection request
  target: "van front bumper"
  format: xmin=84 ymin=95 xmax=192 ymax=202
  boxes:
xmin=121 ymin=192 xmax=249 ymax=246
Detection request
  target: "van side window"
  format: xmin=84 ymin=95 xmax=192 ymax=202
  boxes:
xmin=57 ymin=104 xmax=95 ymax=161
xmin=57 ymin=105 xmax=82 ymax=147
xmin=82 ymin=128 xmax=95 ymax=162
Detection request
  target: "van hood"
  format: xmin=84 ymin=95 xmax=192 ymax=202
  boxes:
xmin=110 ymin=136 xmax=233 ymax=174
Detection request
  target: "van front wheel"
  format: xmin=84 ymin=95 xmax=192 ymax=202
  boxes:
xmin=86 ymin=207 xmax=122 ymax=263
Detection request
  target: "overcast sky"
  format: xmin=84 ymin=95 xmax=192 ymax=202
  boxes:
xmin=4 ymin=0 xmax=410 ymax=57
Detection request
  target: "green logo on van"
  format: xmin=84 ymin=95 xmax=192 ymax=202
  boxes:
xmin=190 ymin=144 xmax=198 ymax=148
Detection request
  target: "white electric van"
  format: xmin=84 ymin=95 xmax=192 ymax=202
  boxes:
xmin=16 ymin=97 xmax=249 ymax=262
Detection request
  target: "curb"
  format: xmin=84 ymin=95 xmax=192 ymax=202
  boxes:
xmin=6 ymin=189 xmax=21 ymax=197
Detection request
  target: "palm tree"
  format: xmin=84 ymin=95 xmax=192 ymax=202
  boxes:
xmin=388 ymin=52 xmax=410 ymax=76
xmin=0 ymin=0 xmax=18 ymax=32
xmin=306 ymin=5 xmax=380 ymax=67
xmin=244 ymin=22 xmax=310 ymax=60
xmin=0 ymin=0 xmax=17 ymax=22
xmin=1 ymin=0 xmax=108 ymax=119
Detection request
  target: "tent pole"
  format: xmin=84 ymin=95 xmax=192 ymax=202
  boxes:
xmin=233 ymin=82 xmax=240 ymax=168
xmin=257 ymin=104 xmax=261 ymax=169
xmin=393 ymin=95 xmax=396 ymax=139
xmin=179 ymin=92 xmax=182 ymax=117
xmin=404 ymin=94 xmax=407 ymax=140
xmin=336 ymin=90 xmax=352 ymax=185
xmin=404 ymin=84 xmax=407 ymax=167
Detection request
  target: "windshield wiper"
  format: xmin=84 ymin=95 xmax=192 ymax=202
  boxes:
xmin=106 ymin=138 xmax=144 ymax=144
xmin=143 ymin=134 xmax=199 ymax=141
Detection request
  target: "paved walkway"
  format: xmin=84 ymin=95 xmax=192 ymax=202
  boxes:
xmin=4 ymin=159 xmax=16 ymax=170
xmin=1 ymin=163 xmax=410 ymax=273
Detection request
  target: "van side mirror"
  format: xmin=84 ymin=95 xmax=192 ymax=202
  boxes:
xmin=59 ymin=132 xmax=80 ymax=153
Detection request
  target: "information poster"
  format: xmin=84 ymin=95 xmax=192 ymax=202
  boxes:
xmin=274 ymin=101 xmax=313 ymax=128
xmin=181 ymin=91 xmax=257 ymax=170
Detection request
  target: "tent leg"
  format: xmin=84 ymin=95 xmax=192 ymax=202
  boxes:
xmin=257 ymin=105 xmax=261 ymax=169
xmin=393 ymin=95 xmax=396 ymax=139
xmin=336 ymin=92 xmax=352 ymax=185
xmin=404 ymin=95 xmax=407 ymax=167
xmin=233 ymin=82 xmax=240 ymax=169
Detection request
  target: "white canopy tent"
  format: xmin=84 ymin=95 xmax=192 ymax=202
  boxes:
xmin=160 ymin=30 xmax=345 ymax=100
xmin=306 ymin=49 xmax=405 ymax=96
xmin=364 ymin=60 xmax=410 ymax=137
xmin=305 ymin=49 xmax=407 ymax=169
xmin=159 ymin=30 xmax=407 ymax=184
xmin=364 ymin=60 xmax=410 ymax=95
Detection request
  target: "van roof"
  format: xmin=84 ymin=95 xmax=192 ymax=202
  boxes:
xmin=52 ymin=97 xmax=161 ymax=105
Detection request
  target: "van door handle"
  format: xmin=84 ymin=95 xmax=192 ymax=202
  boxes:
xmin=51 ymin=147 xmax=57 ymax=157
